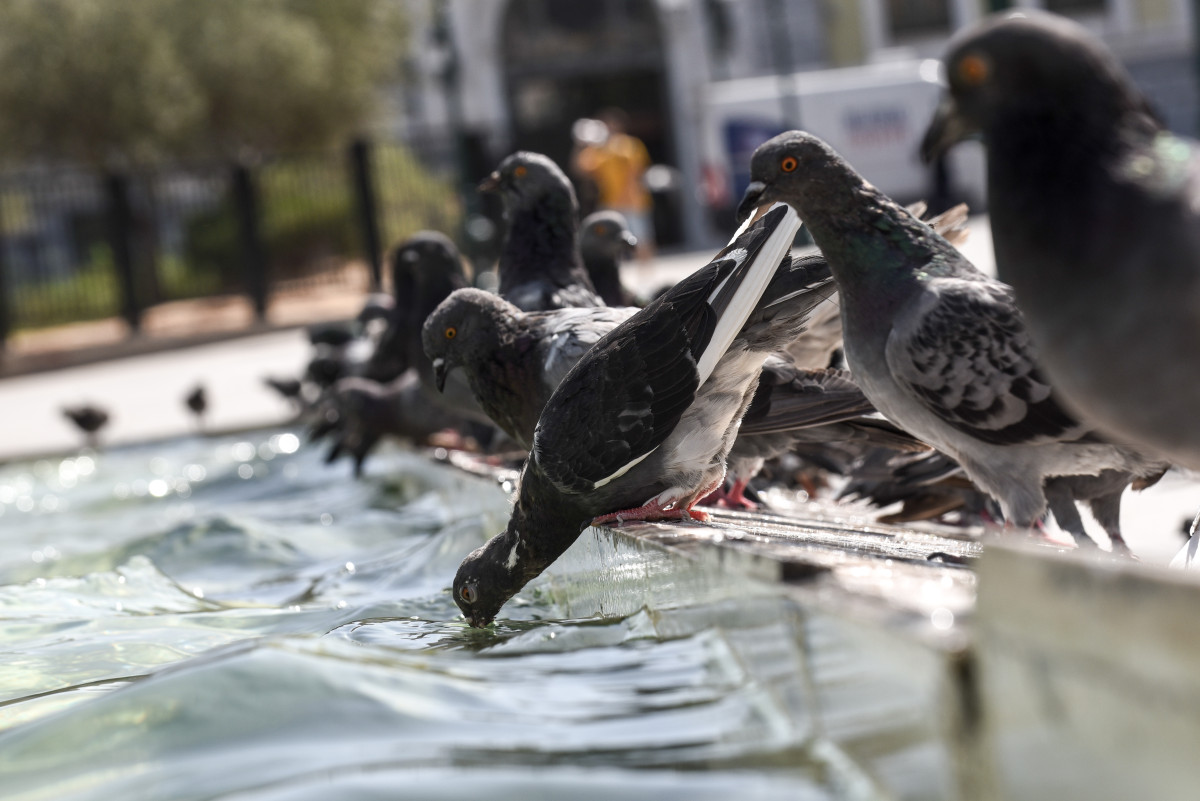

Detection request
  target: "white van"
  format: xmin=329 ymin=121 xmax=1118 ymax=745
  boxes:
xmin=702 ymin=59 xmax=987 ymax=213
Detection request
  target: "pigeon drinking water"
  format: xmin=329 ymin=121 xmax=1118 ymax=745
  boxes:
xmin=453 ymin=205 xmax=804 ymax=626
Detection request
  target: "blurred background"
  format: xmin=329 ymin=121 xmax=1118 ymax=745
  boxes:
xmin=0 ymin=0 xmax=1195 ymax=451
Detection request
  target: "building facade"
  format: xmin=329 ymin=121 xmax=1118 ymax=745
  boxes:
xmin=387 ymin=0 xmax=1197 ymax=249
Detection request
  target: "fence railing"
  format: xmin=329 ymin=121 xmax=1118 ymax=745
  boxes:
xmin=0 ymin=134 xmax=464 ymax=346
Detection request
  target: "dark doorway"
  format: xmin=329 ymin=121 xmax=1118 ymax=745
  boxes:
xmin=501 ymin=0 xmax=682 ymax=246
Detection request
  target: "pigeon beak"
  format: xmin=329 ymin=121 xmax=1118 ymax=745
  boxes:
xmin=737 ymin=181 xmax=769 ymax=223
xmin=920 ymin=94 xmax=974 ymax=164
xmin=432 ymin=358 xmax=449 ymax=392
xmin=477 ymin=172 xmax=502 ymax=193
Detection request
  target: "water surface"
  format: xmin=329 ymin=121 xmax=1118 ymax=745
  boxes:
xmin=0 ymin=432 xmax=859 ymax=800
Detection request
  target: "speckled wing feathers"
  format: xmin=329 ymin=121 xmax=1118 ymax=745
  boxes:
xmin=886 ymin=278 xmax=1085 ymax=446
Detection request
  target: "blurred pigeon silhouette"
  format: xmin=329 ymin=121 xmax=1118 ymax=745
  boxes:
xmin=479 ymin=151 xmax=604 ymax=311
xmin=921 ymin=10 xmax=1200 ymax=470
xmin=366 ymin=232 xmax=472 ymax=385
xmin=185 ymin=384 xmax=207 ymax=430
xmin=580 ymin=210 xmax=639 ymax=307
xmin=741 ymin=130 xmax=1166 ymax=549
xmin=62 ymin=404 xmax=109 ymax=449
xmin=312 ymin=374 xmax=487 ymax=478
xmin=264 ymin=376 xmax=306 ymax=415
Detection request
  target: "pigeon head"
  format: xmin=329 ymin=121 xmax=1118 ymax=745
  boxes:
xmin=738 ymin=131 xmax=844 ymax=222
xmin=453 ymin=525 xmax=527 ymax=628
xmin=422 ymin=288 xmax=518 ymax=392
xmin=581 ymin=211 xmax=638 ymax=261
xmin=390 ymin=231 xmax=468 ymax=300
xmin=478 ymin=151 xmax=579 ymax=217
xmin=920 ymin=10 xmax=1154 ymax=162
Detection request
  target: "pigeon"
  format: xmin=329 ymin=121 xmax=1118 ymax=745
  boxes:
xmin=366 ymin=232 xmax=472 ymax=384
xmin=920 ymin=10 xmax=1200 ymax=470
xmin=62 ymin=404 xmax=109 ymax=449
xmin=311 ymin=233 xmax=500 ymax=473
xmin=580 ymin=210 xmax=639 ymax=307
xmin=479 ymin=151 xmax=605 ymax=311
xmin=453 ymin=204 xmax=805 ymax=626
xmin=715 ymin=357 xmax=929 ymax=509
xmin=185 ymin=384 xmax=207 ymax=430
xmin=423 ymin=289 xmax=637 ymax=450
xmin=739 ymin=130 xmax=1167 ymax=543
xmin=312 ymin=374 xmax=486 ymax=478
xmin=264 ymin=376 xmax=307 ymax=414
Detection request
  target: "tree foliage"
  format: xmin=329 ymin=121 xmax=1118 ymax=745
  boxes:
xmin=0 ymin=0 xmax=407 ymax=165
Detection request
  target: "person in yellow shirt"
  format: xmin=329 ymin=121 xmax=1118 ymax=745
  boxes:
xmin=573 ymin=108 xmax=655 ymax=260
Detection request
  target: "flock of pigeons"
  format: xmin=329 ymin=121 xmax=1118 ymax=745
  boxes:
xmin=279 ymin=11 xmax=1200 ymax=627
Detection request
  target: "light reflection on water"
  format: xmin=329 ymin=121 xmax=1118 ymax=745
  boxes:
xmin=0 ymin=431 xmax=847 ymax=800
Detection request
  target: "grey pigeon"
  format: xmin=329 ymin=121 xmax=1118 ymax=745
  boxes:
xmin=580 ymin=210 xmax=639 ymax=307
xmin=479 ymin=152 xmax=605 ymax=311
xmin=716 ymin=357 xmax=928 ymax=508
xmin=740 ymin=130 xmax=1167 ymax=544
xmin=422 ymin=289 xmax=636 ymax=450
xmin=453 ymin=205 xmax=805 ymax=626
xmin=921 ymin=10 xmax=1200 ymax=470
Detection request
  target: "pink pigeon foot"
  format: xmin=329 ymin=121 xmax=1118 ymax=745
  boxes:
xmin=721 ymin=477 xmax=757 ymax=510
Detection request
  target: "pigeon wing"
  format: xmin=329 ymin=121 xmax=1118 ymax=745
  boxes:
xmin=737 ymin=365 xmax=879 ymax=435
xmin=533 ymin=306 xmax=639 ymax=392
xmin=886 ymin=278 xmax=1088 ymax=446
xmin=533 ymin=205 xmax=799 ymax=493
xmin=530 ymin=284 xmax=707 ymax=494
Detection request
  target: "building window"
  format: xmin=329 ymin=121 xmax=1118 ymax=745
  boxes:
xmin=887 ymin=0 xmax=950 ymax=39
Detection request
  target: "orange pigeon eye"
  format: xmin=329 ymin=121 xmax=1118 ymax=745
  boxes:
xmin=445 ymin=327 xmax=457 ymax=339
xmin=460 ymin=585 xmax=477 ymax=604
xmin=780 ymin=156 xmax=798 ymax=173
xmin=513 ymin=165 xmax=528 ymax=178
xmin=595 ymin=224 xmax=607 ymax=235
xmin=957 ymin=53 xmax=990 ymax=86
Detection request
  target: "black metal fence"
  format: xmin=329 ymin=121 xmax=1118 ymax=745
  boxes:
xmin=0 ymin=134 xmax=464 ymax=345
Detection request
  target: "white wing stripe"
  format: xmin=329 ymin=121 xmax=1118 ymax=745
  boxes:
xmin=696 ymin=204 xmax=801 ymax=384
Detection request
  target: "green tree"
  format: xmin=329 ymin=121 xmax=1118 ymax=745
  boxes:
xmin=0 ymin=0 xmax=408 ymax=165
